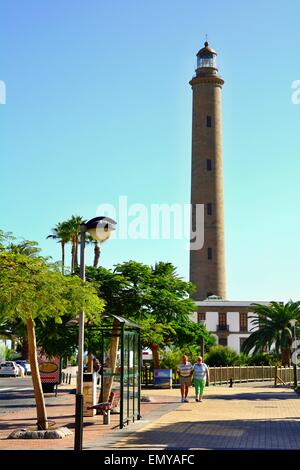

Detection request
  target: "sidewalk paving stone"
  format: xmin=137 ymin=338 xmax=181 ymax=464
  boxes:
xmin=0 ymin=383 xmax=300 ymax=450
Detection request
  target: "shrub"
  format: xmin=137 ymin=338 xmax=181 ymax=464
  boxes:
xmin=204 ymin=346 xmax=240 ymax=366
xmin=246 ymin=353 xmax=280 ymax=366
xmin=160 ymin=346 xmax=201 ymax=370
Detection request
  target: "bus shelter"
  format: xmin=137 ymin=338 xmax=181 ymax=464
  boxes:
xmin=87 ymin=313 xmax=141 ymax=429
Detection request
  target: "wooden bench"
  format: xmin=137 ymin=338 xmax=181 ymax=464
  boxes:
xmin=87 ymin=391 xmax=120 ymax=424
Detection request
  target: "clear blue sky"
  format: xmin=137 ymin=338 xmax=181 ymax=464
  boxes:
xmin=1 ymin=0 xmax=300 ymax=301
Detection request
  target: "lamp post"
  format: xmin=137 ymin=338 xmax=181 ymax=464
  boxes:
xmin=74 ymin=216 xmax=116 ymax=451
xmin=199 ymin=319 xmax=205 ymax=359
xmin=290 ymin=319 xmax=298 ymax=390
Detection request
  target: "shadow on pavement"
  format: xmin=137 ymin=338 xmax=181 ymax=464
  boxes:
xmin=114 ymin=418 xmax=300 ymax=450
xmin=205 ymin=391 xmax=298 ymax=401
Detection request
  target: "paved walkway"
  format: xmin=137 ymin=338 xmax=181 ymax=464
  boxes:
xmin=0 ymin=382 xmax=300 ymax=450
xmin=90 ymin=384 xmax=300 ymax=450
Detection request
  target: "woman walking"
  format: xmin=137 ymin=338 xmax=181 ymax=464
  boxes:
xmin=193 ymin=356 xmax=209 ymax=402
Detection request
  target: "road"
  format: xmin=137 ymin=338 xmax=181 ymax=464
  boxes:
xmin=0 ymin=377 xmax=71 ymax=415
xmin=0 ymin=377 xmax=35 ymax=415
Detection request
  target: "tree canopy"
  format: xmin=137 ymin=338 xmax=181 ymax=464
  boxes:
xmin=241 ymin=301 xmax=300 ymax=365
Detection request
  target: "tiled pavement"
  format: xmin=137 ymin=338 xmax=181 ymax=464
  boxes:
xmin=89 ymin=384 xmax=300 ymax=450
xmin=0 ymin=382 xmax=300 ymax=450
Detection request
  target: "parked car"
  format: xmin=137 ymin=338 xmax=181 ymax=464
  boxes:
xmin=0 ymin=361 xmax=19 ymax=377
xmin=15 ymin=360 xmax=31 ymax=375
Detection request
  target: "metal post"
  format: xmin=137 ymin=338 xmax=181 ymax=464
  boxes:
xmin=137 ymin=331 xmax=141 ymax=420
xmin=74 ymin=225 xmax=86 ymax=451
xmin=120 ymin=325 xmax=124 ymax=429
xmin=293 ymin=325 xmax=298 ymax=389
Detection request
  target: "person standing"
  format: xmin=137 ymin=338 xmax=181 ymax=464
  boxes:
xmin=177 ymin=355 xmax=194 ymax=403
xmin=193 ymin=356 xmax=209 ymax=402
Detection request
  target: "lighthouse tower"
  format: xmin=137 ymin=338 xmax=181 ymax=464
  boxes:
xmin=190 ymin=41 xmax=226 ymax=300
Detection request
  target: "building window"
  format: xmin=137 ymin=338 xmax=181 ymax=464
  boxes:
xmin=219 ymin=312 xmax=227 ymax=326
xmin=219 ymin=337 xmax=227 ymax=347
xmin=207 ymin=203 xmax=212 ymax=216
xmin=206 ymin=159 xmax=212 ymax=171
xmin=240 ymin=313 xmax=248 ymax=332
xmin=208 ymin=247 xmax=212 ymax=260
xmin=206 ymin=115 xmax=212 ymax=128
xmin=198 ymin=312 xmax=206 ymax=322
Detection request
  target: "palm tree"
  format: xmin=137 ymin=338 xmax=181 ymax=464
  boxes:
xmin=65 ymin=215 xmax=84 ymax=273
xmin=85 ymin=235 xmax=101 ymax=268
xmin=241 ymin=301 xmax=300 ymax=366
xmin=47 ymin=222 xmax=71 ymax=275
xmin=7 ymin=240 xmax=41 ymax=257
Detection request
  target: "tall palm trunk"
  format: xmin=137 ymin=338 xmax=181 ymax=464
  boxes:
xmin=281 ymin=348 xmax=291 ymax=366
xmin=61 ymin=240 xmax=65 ymax=275
xmin=74 ymin=235 xmax=79 ymax=269
xmin=71 ymin=235 xmax=76 ymax=273
xmin=26 ymin=317 xmax=48 ymax=430
xmin=93 ymin=243 xmax=100 ymax=268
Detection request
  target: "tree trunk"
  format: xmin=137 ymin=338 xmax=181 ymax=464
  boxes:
xmin=101 ymin=319 xmax=120 ymax=403
xmin=26 ymin=317 xmax=48 ymax=430
xmin=21 ymin=337 xmax=29 ymax=360
xmin=150 ymin=344 xmax=160 ymax=369
xmin=87 ymin=352 xmax=93 ymax=373
xmin=74 ymin=235 xmax=79 ymax=269
xmin=281 ymin=348 xmax=291 ymax=366
xmin=93 ymin=243 xmax=101 ymax=268
xmin=71 ymin=236 xmax=75 ymax=273
xmin=61 ymin=240 xmax=65 ymax=276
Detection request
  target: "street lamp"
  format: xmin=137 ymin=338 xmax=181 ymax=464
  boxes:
xmin=289 ymin=319 xmax=298 ymax=390
xmin=74 ymin=216 xmax=116 ymax=451
xmin=199 ymin=319 xmax=206 ymax=358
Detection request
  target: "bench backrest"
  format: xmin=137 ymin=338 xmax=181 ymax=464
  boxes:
xmin=108 ymin=390 xmax=121 ymax=408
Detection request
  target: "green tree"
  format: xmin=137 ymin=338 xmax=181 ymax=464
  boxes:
xmin=170 ymin=317 xmax=215 ymax=352
xmin=86 ymin=261 xmax=197 ymax=368
xmin=6 ymin=240 xmax=42 ymax=258
xmin=241 ymin=301 xmax=300 ymax=366
xmin=139 ymin=317 xmax=176 ymax=368
xmin=0 ymin=251 xmax=104 ymax=430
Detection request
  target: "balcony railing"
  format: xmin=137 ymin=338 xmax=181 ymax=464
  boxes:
xmin=217 ymin=325 xmax=229 ymax=332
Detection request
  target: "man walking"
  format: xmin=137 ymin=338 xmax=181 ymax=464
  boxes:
xmin=177 ymin=355 xmax=193 ymax=403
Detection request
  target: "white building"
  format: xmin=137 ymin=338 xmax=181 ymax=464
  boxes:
xmin=194 ymin=298 xmax=272 ymax=354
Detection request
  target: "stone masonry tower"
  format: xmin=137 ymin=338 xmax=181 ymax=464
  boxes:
xmin=190 ymin=41 xmax=226 ymax=300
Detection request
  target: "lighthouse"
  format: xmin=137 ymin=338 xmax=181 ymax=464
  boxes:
xmin=190 ymin=41 xmax=226 ymax=301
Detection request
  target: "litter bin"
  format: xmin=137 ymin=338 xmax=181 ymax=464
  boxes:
xmin=154 ymin=369 xmax=172 ymax=389
xmin=42 ymin=383 xmax=55 ymax=393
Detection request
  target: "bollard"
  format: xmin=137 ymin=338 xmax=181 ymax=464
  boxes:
xmin=103 ymin=410 xmax=111 ymax=425
xmin=229 ymin=378 xmax=233 ymax=388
